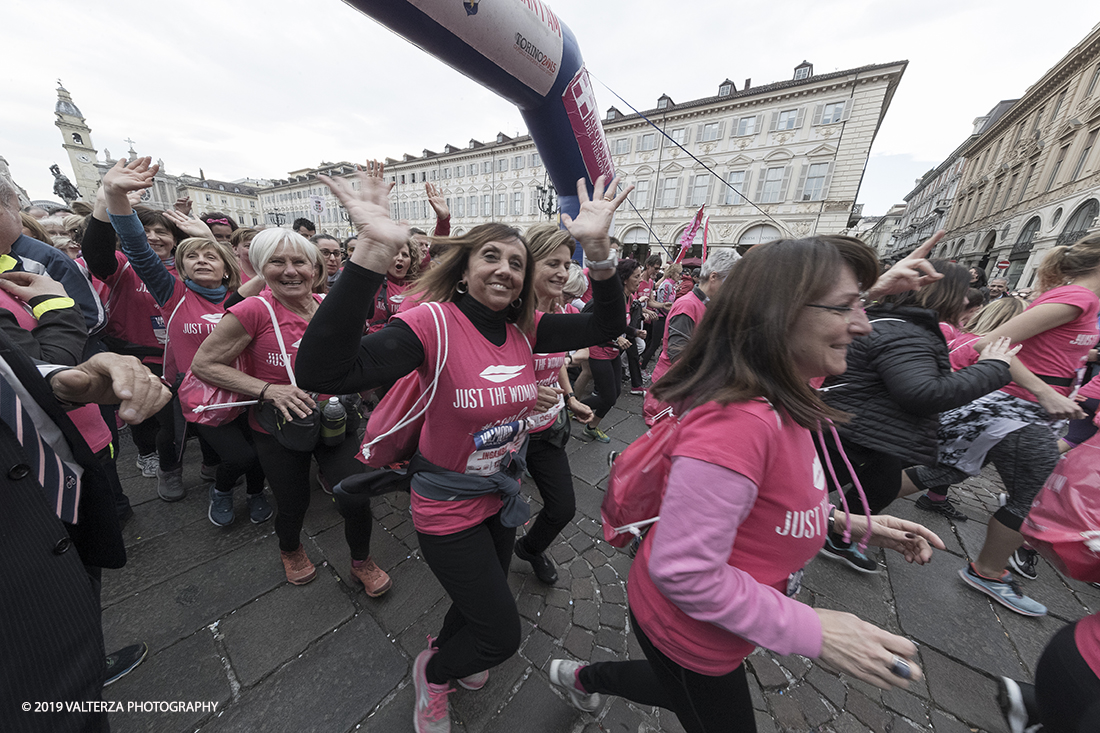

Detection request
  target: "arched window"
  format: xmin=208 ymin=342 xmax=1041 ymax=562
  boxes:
xmin=71 ymin=133 xmax=83 ymax=145
xmin=622 ymin=227 xmax=649 ymax=245
xmin=1009 ymin=216 xmax=1041 ymax=261
xmin=737 ymin=223 xmax=781 ymax=245
xmin=1058 ymin=199 xmax=1099 ymax=245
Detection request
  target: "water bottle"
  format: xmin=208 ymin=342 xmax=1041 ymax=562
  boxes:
xmin=320 ymin=396 xmax=347 ymax=446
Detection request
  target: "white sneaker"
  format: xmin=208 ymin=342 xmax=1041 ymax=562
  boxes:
xmin=548 ymin=659 xmax=601 ymax=713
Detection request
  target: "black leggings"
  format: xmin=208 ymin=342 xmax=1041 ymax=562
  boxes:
xmin=155 ymin=396 xmax=180 ymax=471
xmin=624 ymin=338 xmax=643 ymax=389
xmin=580 ymin=610 xmax=756 ymax=733
xmin=1035 ymin=622 xmax=1100 ymax=732
xmin=817 ymin=431 xmax=904 ymax=515
xmin=417 ymin=512 xmax=521 ymax=685
xmin=254 ymin=429 xmax=364 ymax=552
xmin=521 ymin=434 xmax=575 ymax=555
xmin=640 ymin=317 xmax=665 ymax=369
xmin=909 ymin=423 xmax=1058 ymax=532
xmin=195 ymin=414 xmax=265 ymax=494
xmin=582 ymin=356 xmax=622 ymax=419
xmin=129 ymin=414 xmax=159 ymax=456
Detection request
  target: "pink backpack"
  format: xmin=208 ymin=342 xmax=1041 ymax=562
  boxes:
xmin=601 ymin=408 xmax=679 ymax=547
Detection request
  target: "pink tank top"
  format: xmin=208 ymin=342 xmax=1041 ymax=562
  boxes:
xmin=161 ymin=282 xmax=229 ymax=384
xmin=398 ymin=301 xmax=538 ymax=534
xmin=528 ymin=307 xmax=574 ymax=434
xmin=100 ymin=253 xmax=165 ymax=365
xmin=651 ymin=290 xmax=707 ymax=384
xmin=368 ymin=278 xmax=412 ymax=333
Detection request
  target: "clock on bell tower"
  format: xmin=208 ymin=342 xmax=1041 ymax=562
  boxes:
xmin=53 ymin=81 xmax=100 ymax=202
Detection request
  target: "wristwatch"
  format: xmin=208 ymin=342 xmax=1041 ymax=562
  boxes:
xmin=587 ymin=250 xmax=619 ymax=271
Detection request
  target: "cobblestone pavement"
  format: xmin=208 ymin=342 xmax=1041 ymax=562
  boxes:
xmin=101 ymin=392 xmax=1100 ymax=732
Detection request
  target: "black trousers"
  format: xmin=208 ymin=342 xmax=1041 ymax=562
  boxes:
xmin=195 ymin=414 xmax=265 ymax=494
xmin=582 ymin=356 xmax=622 ymax=419
xmin=1035 ymin=622 xmax=1100 ymax=732
xmin=817 ymin=431 xmax=904 ymax=515
xmin=418 ymin=512 xmax=521 ymax=685
xmin=624 ymin=339 xmax=644 ymax=389
xmin=640 ymin=316 xmax=665 ymax=369
xmin=254 ymin=430 xmax=364 ymax=553
xmin=520 ymin=434 xmax=575 ymax=555
xmin=97 ymin=404 xmax=131 ymax=519
xmin=580 ymin=610 xmax=757 ymax=733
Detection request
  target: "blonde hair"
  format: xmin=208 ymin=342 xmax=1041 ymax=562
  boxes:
xmin=563 ymin=263 xmax=588 ymax=300
xmin=662 ymin=262 xmax=683 ymax=281
xmin=1036 ymin=233 xmax=1100 ymax=292
xmin=174 ymin=237 xmax=242 ymax=291
xmin=965 ymin=296 xmax=1025 ymax=334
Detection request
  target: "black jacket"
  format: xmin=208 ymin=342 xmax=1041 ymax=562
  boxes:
xmin=820 ymin=303 xmax=1011 ymax=465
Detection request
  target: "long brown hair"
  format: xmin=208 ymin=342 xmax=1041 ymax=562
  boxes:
xmin=410 ymin=223 xmax=536 ymax=332
xmin=1036 ymin=233 xmax=1100 ymax=292
xmin=880 ymin=259 xmax=970 ymax=324
xmin=653 ymin=236 xmax=878 ymax=429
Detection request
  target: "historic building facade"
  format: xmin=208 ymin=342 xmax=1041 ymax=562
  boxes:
xmin=177 ymin=176 xmax=262 ymax=228
xmin=360 ymin=59 xmax=907 ymax=258
xmin=939 ymin=25 xmax=1100 ymax=288
xmin=258 ymin=163 xmax=359 ymax=237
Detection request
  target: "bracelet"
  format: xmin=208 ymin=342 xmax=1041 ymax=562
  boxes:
xmin=566 ymin=392 xmax=575 ymax=401
xmin=259 ymin=383 xmax=271 ymax=401
xmin=828 ymin=506 xmax=837 ymax=533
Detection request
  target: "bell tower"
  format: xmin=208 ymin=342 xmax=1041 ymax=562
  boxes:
xmin=53 ymin=81 xmax=100 ymax=201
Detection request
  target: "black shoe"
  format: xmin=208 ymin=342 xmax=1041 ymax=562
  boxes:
xmin=996 ymin=676 xmax=1040 ymax=733
xmin=515 ymin=539 xmax=558 ymax=585
xmin=607 ymin=451 xmax=619 ymax=468
xmin=915 ymin=494 xmax=969 ymax=521
xmin=104 ymin=642 xmax=148 ymax=686
xmin=1009 ymin=547 xmax=1040 ymax=580
xmin=819 ymin=533 xmax=879 ymax=573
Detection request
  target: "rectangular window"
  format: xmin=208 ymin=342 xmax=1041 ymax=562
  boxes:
xmin=986 ymin=182 xmax=1002 ymax=217
xmin=670 ymin=128 xmax=687 ymax=146
xmin=531 ymin=153 xmax=541 ymax=167
xmin=400 ymin=175 xmax=406 ymax=184
xmin=455 ymin=197 xmax=465 ymax=218
xmin=801 ymin=163 xmax=829 ymax=201
xmin=400 ymin=202 xmax=408 ymax=219
xmin=250 ymin=200 xmax=256 ymax=208
xmin=442 ymin=167 xmax=450 ymax=179
xmin=658 ymin=178 xmax=679 ymax=208
xmin=252 ymin=216 xmax=258 ymax=225
xmin=497 ymin=193 xmax=507 ymax=215
xmin=1088 ymin=63 xmax=1100 ymax=98
xmin=221 ymin=197 xmax=228 ymax=205
xmin=820 ymin=102 xmax=846 ymax=125
xmin=430 ymin=170 xmax=437 ymax=180
xmin=1046 ymin=145 xmax=1069 ymax=191
xmin=1032 ymin=107 xmax=1046 ymax=135
xmin=1071 ymin=129 xmax=1098 ymax=180
xmin=736 ymin=116 xmax=757 ymax=136
xmin=205 ymin=194 xmax=211 ymax=202
xmin=483 ymin=194 xmax=492 ymax=216
xmin=701 ymin=123 xmax=721 ymax=142
xmin=467 ymin=196 xmax=478 ymax=217
xmin=420 ymin=172 xmax=426 ymax=182
xmin=761 ymin=166 xmax=786 ymax=203
xmin=1019 ymin=163 xmax=1036 ymax=203
xmin=1001 ymin=172 xmax=1018 ymax=210
xmin=632 ymin=179 xmax=650 ymax=209
xmin=1012 ymin=122 xmax=1026 ymax=146
xmin=613 ymin=138 xmax=630 ymax=155
xmin=512 ymin=191 xmax=523 ymax=215
xmin=497 ymin=159 xmax=508 ymax=172
xmin=794 ymin=66 xmax=810 ymax=80
xmin=468 ymin=164 xmax=477 ymax=176
xmin=639 ymin=133 xmax=657 ymax=151
xmin=776 ymin=109 xmax=798 ymax=130
xmin=1051 ymin=88 xmax=1068 ymax=123
xmin=482 ymin=161 xmax=492 ymax=174
xmin=422 ymin=201 xmax=429 ymax=218
xmin=689 ymin=176 xmax=709 ymax=206
xmin=513 ymin=155 xmax=524 ymax=170
xmin=724 ymin=171 xmax=746 ymax=205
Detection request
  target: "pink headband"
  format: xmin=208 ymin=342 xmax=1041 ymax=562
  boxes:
xmin=206 ymin=218 xmax=230 ymax=226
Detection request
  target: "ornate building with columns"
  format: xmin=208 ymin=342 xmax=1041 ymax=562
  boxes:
xmin=938 ymin=24 xmax=1100 ymax=288
xmin=276 ymin=59 xmax=906 ymax=257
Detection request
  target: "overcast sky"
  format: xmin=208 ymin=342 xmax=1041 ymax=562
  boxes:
xmin=4 ymin=1 xmax=1097 ymax=217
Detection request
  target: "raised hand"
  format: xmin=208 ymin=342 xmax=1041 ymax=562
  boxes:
xmin=319 ymin=160 xmax=408 ymax=274
xmin=173 ymin=196 xmax=193 ymax=216
xmin=425 ymin=182 xmax=450 ymax=221
xmin=561 ymin=175 xmax=633 ymax=264
xmin=866 ymin=230 xmax=945 ymax=300
xmin=102 ymin=157 xmax=160 ymax=217
xmin=163 ymin=210 xmax=215 ymax=241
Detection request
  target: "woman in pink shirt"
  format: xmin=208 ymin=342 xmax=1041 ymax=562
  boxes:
xmin=548 ymin=236 xmax=945 ymax=733
xmin=367 ymin=239 xmax=421 ymax=333
xmin=905 ymin=236 xmax=1100 ymax=615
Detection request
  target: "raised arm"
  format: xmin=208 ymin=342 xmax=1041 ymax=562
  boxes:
xmin=101 ymin=157 xmax=176 ymax=306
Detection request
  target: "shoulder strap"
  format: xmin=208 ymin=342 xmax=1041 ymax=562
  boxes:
xmin=255 ymin=296 xmax=296 ymax=386
xmin=164 ymin=290 xmax=189 ymax=336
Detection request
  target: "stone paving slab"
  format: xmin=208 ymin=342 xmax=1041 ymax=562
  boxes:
xmin=99 ymin=389 xmax=1092 ymax=733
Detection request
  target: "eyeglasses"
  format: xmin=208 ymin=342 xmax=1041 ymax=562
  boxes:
xmin=805 ymin=294 xmax=869 ymax=323
xmin=318 ymin=250 xmax=342 ymax=259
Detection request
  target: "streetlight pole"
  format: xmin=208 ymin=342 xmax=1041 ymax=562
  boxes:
xmin=536 ymin=183 xmax=557 ymax=221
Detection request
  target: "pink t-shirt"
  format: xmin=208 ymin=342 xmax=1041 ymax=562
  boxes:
xmin=397 ymin=302 xmax=538 ymax=535
xmin=939 ymin=322 xmax=961 ymax=343
xmin=161 ymin=282 xmax=229 ymax=384
xmin=368 ymin=278 xmax=412 ymax=333
xmin=948 ymin=333 xmax=982 ymax=371
xmin=590 ymin=296 xmax=631 ymax=361
xmin=99 ymin=253 xmax=165 ymax=366
xmin=396 ymin=288 xmax=429 ymax=315
xmin=227 ymin=292 xmax=325 ymax=433
xmin=1079 ymin=373 xmax=1100 ymax=400
xmin=635 ymin=279 xmax=654 ymax=306
xmin=1076 ymin=612 xmax=1100 ymax=680
xmin=528 ymin=307 xmax=575 ymax=434
xmin=628 ymin=399 xmax=830 ymax=675
xmin=1001 ymin=285 xmax=1099 ymax=402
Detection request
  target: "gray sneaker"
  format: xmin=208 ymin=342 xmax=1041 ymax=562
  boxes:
xmin=208 ymin=486 xmax=234 ymax=527
xmin=247 ymin=491 xmax=273 ymax=524
xmin=157 ymin=467 xmax=185 ymax=502
xmin=548 ymin=659 xmax=601 ymax=713
xmin=959 ymin=564 xmax=1047 ymax=617
xmin=135 ymin=453 xmax=158 ymax=478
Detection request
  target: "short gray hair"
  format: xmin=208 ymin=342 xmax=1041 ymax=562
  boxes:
xmin=249 ymin=228 xmax=325 ymax=290
xmin=700 ymin=248 xmax=741 ymax=279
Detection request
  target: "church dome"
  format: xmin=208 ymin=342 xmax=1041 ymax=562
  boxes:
xmin=55 ymin=85 xmax=83 ymax=118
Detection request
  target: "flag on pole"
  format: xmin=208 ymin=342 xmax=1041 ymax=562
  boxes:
xmin=701 ymin=216 xmax=710 ymax=263
xmin=674 ymin=206 xmax=706 ymax=263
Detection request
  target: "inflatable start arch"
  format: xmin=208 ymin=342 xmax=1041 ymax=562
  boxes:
xmin=346 ymin=0 xmax=615 ymax=260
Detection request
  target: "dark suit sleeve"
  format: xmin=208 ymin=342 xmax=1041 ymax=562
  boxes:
xmin=0 ymin=299 xmax=88 ymax=367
